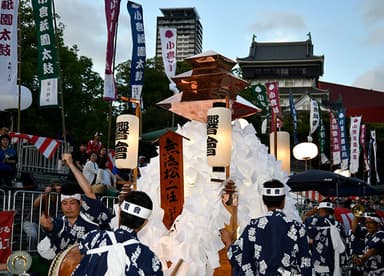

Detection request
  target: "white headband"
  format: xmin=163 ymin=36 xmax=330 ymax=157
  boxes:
xmin=262 ymin=187 xmax=285 ymax=197
xmin=120 ymin=201 xmax=152 ymax=219
xmin=318 ymin=202 xmax=335 ymax=209
xmin=61 ymin=194 xmax=81 ymax=202
xmin=364 ymin=213 xmax=382 ymax=225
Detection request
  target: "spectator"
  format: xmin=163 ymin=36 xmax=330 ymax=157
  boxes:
xmin=72 ymin=142 xmax=88 ymax=171
xmin=87 ymin=132 xmax=103 ymax=156
xmin=0 ymin=134 xmax=17 ymax=186
xmin=95 ymin=147 xmax=118 ymax=195
xmin=0 ymin=126 xmax=9 ymax=136
xmin=82 ymin=152 xmax=99 ymax=185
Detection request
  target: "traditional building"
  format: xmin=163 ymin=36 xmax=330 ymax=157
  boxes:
xmin=237 ymin=35 xmax=329 ymax=108
xmin=155 ymin=7 xmax=203 ymax=62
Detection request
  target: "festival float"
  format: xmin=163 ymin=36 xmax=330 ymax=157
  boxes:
xmin=131 ymin=51 xmax=301 ymax=275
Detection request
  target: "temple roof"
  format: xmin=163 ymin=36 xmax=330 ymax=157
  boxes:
xmin=237 ymin=39 xmax=324 ymax=63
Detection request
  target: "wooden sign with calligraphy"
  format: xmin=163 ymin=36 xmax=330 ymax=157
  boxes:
xmin=159 ymin=131 xmax=184 ymax=229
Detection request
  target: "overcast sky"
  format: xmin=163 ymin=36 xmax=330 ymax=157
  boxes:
xmin=54 ymin=0 xmax=384 ymax=92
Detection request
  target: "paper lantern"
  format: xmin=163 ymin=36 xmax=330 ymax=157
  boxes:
xmin=115 ymin=114 xmax=139 ymax=169
xmin=0 ymin=86 xmax=32 ymax=111
xmin=269 ymin=131 xmax=291 ymax=173
xmin=292 ymin=142 xmax=318 ymax=161
xmin=207 ymin=102 xmax=232 ymax=167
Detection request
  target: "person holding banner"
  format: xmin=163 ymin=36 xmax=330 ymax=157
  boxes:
xmin=38 ymin=153 xmax=112 ymax=259
xmin=226 ymin=179 xmax=312 ymax=275
xmin=72 ymin=190 xmax=163 ymax=275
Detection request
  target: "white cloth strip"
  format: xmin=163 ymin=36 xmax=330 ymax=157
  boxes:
xmin=61 ymin=194 xmax=81 ymax=201
xmin=318 ymin=202 xmax=335 ymax=209
xmin=262 ymin=187 xmax=285 ymax=196
xmin=120 ymin=201 xmax=152 ymax=219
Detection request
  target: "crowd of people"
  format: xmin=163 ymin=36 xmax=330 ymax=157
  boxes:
xmin=1 ymin=126 xmax=383 ymax=275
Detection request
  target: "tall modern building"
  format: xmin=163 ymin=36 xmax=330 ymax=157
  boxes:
xmin=155 ymin=7 xmax=203 ymax=62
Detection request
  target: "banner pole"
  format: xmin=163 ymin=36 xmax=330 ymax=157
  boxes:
xmin=51 ymin=0 xmax=67 ymax=149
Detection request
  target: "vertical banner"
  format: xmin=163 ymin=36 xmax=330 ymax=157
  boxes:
xmin=309 ymin=98 xmax=320 ymax=139
xmin=319 ymin=107 xmax=329 ymax=164
xmin=0 ymin=211 xmax=15 ymax=265
xmin=371 ymin=130 xmax=380 ymax=183
xmin=338 ymin=109 xmax=349 ymax=170
xmin=349 ymin=116 xmax=361 ymax=174
xmin=289 ymin=91 xmax=298 ymax=145
xmin=159 ymin=27 xmax=178 ymax=93
xmin=0 ymin=0 xmax=18 ymax=93
xmin=265 ymin=82 xmax=282 ymax=132
xmin=360 ymin=124 xmax=369 ymax=172
xmin=330 ymin=112 xmax=341 ymax=165
xmin=103 ymin=0 xmax=121 ymax=101
xmin=127 ymin=1 xmax=146 ymax=102
xmin=250 ymin=83 xmax=269 ymax=112
xmin=32 ymin=0 xmax=59 ymax=107
xmin=159 ymin=131 xmax=184 ymax=230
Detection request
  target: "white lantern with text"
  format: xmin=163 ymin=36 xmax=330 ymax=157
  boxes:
xmin=207 ymin=102 xmax=232 ymax=167
xmin=115 ymin=114 xmax=139 ymax=169
xmin=269 ymin=131 xmax=291 ymax=173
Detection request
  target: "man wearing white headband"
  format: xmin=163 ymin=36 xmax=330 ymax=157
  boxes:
xmin=72 ymin=190 xmax=163 ymax=275
xmin=226 ymin=179 xmax=312 ymax=275
xmin=303 ymin=198 xmax=346 ymax=275
xmin=39 ymin=153 xmax=112 ymax=260
xmin=352 ymin=209 xmax=384 ymax=274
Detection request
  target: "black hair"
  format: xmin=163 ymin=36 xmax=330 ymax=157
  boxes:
xmin=61 ymin=183 xmax=83 ymax=196
xmin=262 ymin=179 xmax=285 ymax=208
xmin=120 ymin=190 xmax=153 ymax=230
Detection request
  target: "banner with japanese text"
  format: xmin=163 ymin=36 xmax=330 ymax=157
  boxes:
xmin=360 ymin=124 xmax=369 ymax=172
xmin=309 ymin=98 xmax=319 ymax=139
xmin=338 ymin=109 xmax=349 ymax=170
xmin=265 ymin=82 xmax=282 ymax=132
xmin=159 ymin=27 xmax=178 ymax=93
xmin=32 ymin=0 xmax=59 ymax=107
xmin=370 ymin=130 xmax=380 ymax=183
xmin=0 ymin=211 xmax=15 ymax=265
xmin=159 ymin=131 xmax=184 ymax=230
xmin=319 ymin=107 xmax=329 ymax=164
xmin=289 ymin=91 xmax=298 ymax=145
xmin=330 ymin=111 xmax=341 ymax=165
xmin=103 ymin=0 xmax=121 ymax=101
xmin=127 ymin=1 xmax=146 ymax=102
xmin=349 ymin=116 xmax=361 ymax=174
xmin=0 ymin=0 xmax=18 ymax=93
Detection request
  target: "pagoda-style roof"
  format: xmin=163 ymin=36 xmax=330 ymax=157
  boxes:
xmin=237 ymin=39 xmax=324 ymax=63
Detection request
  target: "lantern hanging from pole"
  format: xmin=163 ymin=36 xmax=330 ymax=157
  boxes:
xmin=115 ymin=113 xmax=139 ymax=169
xmin=269 ymin=131 xmax=291 ymax=173
xmin=207 ymin=102 xmax=232 ymax=167
xmin=292 ymin=142 xmax=318 ymax=161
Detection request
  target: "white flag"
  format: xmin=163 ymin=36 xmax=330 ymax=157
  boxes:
xmin=159 ymin=27 xmax=178 ymax=93
xmin=0 ymin=0 xmax=19 ymax=92
xmin=309 ymin=99 xmax=320 ymax=138
xmin=349 ymin=116 xmax=361 ymax=174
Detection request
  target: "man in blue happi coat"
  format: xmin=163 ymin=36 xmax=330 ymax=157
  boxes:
xmin=72 ymin=190 xmax=163 ymax=275
xmin=39 ymin=153 xmax=113 ymax=258
xmin=303 ymin=199 xmax=346 ymax=275
xmin=227 ymin=179 xmax=313 ymax=275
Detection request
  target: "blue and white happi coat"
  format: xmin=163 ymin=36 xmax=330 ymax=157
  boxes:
xmin=228 ymin=210 xmax=312 ymax=275
xmin=304 ymin=214 xmax=346 ymax=275
xmin=362 ymin=230 xmax=384 ymax=275
xmin=72 ymin=225 xmax=163 ymax=276
xmin=47 ymin=195 xmax=112 ymax=253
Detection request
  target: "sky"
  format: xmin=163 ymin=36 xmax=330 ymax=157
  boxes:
xmin=54 ymin=0 xmax=384 ymax=92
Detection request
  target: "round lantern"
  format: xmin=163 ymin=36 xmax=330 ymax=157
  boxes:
xmin=115 ymin=113 xmax=139 ymax=169
xmin=292 ymin=142 xmax=318 ymax=161
xmin=0 ymin=85 xmax=32 ymax=111
xmin=207 ymin=102 xmax=232 ymax=167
